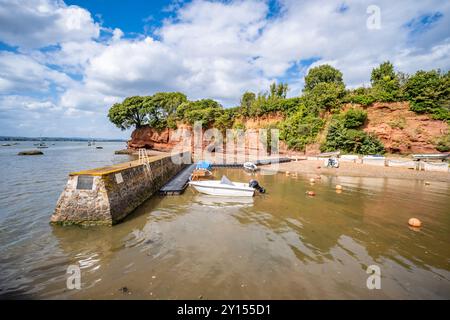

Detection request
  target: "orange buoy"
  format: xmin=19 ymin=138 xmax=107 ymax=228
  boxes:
xmin=408 ymin=218 xmax=422 ymax=228
xmin=309 ymin=178 xmax=315 ymax=183
xmin=336 ymin=184 xmax=343 ymax=190
xmin=306 ymin=191 xmax=315 ymax=196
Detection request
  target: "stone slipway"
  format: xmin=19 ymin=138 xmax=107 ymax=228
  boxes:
xmin=51 ymin=152 xmax=190 ymax=226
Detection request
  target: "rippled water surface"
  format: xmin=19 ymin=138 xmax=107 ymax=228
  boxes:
xmin=0 ymin=142 xmax=449 ymax=299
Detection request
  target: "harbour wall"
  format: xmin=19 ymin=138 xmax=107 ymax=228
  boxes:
xmin=51 ymin=152 xmax=190 ymax=226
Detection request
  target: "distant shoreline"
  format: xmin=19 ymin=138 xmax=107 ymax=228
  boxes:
xmin=0 ymin=136 xmax=127 ymax=142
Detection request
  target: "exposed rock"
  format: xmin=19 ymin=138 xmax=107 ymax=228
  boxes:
xmin=361 ymin=102 xmax=448 ymax=154
xmin=127 ymin=102 xmax=448 ymax=155
xmin=18 ymin=150 xmax=43 ymax=155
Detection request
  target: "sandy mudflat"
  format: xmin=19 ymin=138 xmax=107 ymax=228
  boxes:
xmin=263 ymin=160 xmax=450 ymax=182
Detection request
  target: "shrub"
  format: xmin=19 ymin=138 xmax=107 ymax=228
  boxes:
xmin=404 ymin=70 xmax=450 ymax=121
xmin=321 ymin=117 xmax=384 ymax=154
xmin=344 ymin=87 xmax=376 ymax=106
xmin=436 ymin=133 xmax=450 ymax=152
xmin=176 ymin=99 xmax=223 ymax=127
xmin=370 ymin=61 xmax=402 ymax=102
xmin=279 ymin=106 xmax=324 ymax=151
xmin=342 ymin=108 xmax=367 ymax=128
xmin=302 ymin=82 xmax=346 ymax=113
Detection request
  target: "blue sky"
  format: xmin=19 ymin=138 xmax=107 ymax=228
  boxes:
xmin=0 ymin=0 xmax=449 ymax=138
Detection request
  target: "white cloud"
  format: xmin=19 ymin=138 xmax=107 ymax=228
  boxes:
xmin=0 ymin=0 xmax=100 ymax=49
xmin=0 ymin=0 xmax=449 ymax=138
xmin=0 ymin=51 xmax=74 ymax=94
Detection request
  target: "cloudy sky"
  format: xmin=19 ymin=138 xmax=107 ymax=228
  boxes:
xmin=0 ymin=0 xmax=449 ymax=139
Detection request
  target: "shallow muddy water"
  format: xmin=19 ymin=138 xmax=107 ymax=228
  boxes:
xmin=0 ymin=146 xmax=449 ymax=299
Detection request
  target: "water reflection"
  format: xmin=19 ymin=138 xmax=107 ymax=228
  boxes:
xmin=1 ymin=158 xmax=449 ymax=299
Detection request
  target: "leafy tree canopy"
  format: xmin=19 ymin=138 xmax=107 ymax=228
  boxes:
xmin=304 ymin=64 xmax=344 ymax=91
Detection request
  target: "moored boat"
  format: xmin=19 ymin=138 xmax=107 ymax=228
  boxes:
xmin=189 ymin=176 xmax=256 ymax=197
xmin=243 ymin=161 xmax=258 ymax=172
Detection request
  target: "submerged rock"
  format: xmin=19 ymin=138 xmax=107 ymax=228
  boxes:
xmin=18 ymin=150 xmax=43 ymax=156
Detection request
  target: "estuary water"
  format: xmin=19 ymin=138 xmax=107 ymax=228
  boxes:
xmin=0 ymin=142 xmax=449 ymax=299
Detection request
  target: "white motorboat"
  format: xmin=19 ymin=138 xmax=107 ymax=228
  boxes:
xmin=189 ymin=176 xmax=256 ymax=197
xmin=243 ymin=161 xmax=258 ymax=172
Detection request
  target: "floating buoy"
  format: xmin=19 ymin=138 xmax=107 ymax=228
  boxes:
xmin=336 ymin=184 xmax=343 ymax=190
xmin=306 ymin=191 xmax=315 ymax=196
xmin=424 ymin=181 xmax=430 ymax=185
xmin=408 ymin=218 xmax=422 ymax=228
xmin=336 ymin=189 xmax=342 ymax=194
xmin=285 ymin=171 xmax=290 ymax=176
xmin=309 ymin=178 xmax=315 ymax=183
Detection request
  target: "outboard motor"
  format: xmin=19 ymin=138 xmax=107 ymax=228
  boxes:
xmin=249 ymin=179 xmax=266 ymax=194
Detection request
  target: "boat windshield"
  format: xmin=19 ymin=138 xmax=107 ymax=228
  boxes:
xmin=220 ymin=175 xmax=234 ymax=186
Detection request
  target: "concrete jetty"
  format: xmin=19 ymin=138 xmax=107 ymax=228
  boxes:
xmin=51 ymin=152 xmax=190 ymax=226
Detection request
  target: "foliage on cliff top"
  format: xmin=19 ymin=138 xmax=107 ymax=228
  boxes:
xmin=108 ymin=61 xmax=447 ymax=154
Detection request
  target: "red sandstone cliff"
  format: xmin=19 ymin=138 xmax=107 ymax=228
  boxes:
xmin=361 ymin=102 xmax=447 ymax=154
xmin=128 ymin=102 xmax=448 ymax=155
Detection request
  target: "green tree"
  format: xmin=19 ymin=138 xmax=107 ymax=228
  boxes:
xmin=303 ymin=82 xmax=345 ymax=113
xmin=404 ymin=70 xmax=450 ymax=120
xmin=108 ymin=96 xmax=148 ymax=130
xmin=321 ymin=117 xmax=384 ymax=154
xmin=144 ymin=92 xmax=187 ymax=129
xmin=304 ymin=64 xmax=344 ymax=91
xmin=176 ymin=99 xmax=223 ymax=127
xmin=269 ymin=82 xmax=289 ymax=99
xmin=240 ymin=91 xmax=256 ymax=116
xmin=370 ymin=61 xmax=401 ymax=101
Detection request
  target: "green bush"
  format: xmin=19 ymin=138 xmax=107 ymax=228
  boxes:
xmin=321 ymin=117 xmax=384 ymax=154
xmin=404 ymin=70 xmax=450 ymax=121
xmin=436 ymin=133 xmax=450 ymax=152
xmin=279 ymin=106 xmax=324 ymax=151
xmin=370 ymin=61 xmax=402 ymax=102
xmin=176 ymin=99 xmax=223 ymax=127
xmin=342 ymin=108 xmax=367 ymax=128
xmin=344 ymin=87 xmax=376 ymax=106
xmin=302 ymin=82 xmax=345 ymax=113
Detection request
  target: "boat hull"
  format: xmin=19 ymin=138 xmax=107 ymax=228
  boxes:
xmin=189 ymin=181 xmax=255 ymax=197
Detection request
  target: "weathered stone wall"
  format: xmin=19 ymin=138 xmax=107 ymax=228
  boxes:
xmin=51 ymin=152 xmax=189 ymax=226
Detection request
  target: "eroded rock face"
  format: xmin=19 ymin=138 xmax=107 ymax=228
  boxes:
xmin=362 ymin=102 xmax=448 ymax=154
xmin=127 ymin=103 xmax=448 ymax=155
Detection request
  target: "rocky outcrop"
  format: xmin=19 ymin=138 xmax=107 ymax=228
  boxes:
xmin=127 ymin=102 xmax=448 ymax=155
xmin=361 ymin=102 xmax=448 ymax=154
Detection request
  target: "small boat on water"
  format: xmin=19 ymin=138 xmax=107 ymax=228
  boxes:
xmin=243 ymin=161 xmax=258 ymax=172
xmin=37 ymin=143 xmax=48 ymax=149
xmin=191 ymin=161 xmax=213 ymax=180
xmin=96 ymin=146 xmax=103 ymax=149
xmin=189 ymin=176 xmax=265 ymax=197
xmin=2 ymin=143 xmax=11 ymax=146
